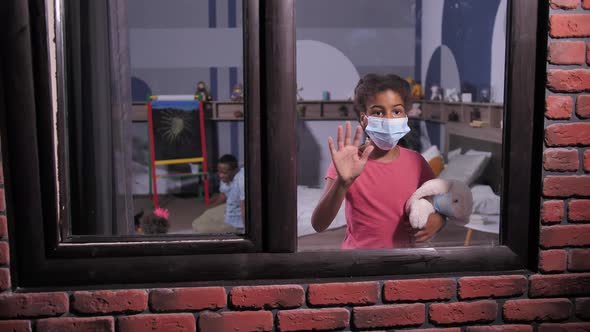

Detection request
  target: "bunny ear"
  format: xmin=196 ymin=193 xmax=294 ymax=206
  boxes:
xmin=410 ymin=179 xmax=451 ymax=201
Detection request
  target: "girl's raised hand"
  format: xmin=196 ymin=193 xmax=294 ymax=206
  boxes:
xmin=328 ymin=121 xmax=374 ymax=188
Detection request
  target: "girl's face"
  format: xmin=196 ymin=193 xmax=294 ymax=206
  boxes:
xmin=359 ymin=89 xmax=406 ymax=128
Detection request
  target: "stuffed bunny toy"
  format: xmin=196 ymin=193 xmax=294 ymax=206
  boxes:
xmin=405 ymin=179 xmax=473 ymax=229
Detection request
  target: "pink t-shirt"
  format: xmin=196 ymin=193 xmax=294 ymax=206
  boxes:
xmin=326 ymin=147 xmax=434 ymax=249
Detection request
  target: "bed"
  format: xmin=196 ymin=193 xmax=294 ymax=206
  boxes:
xmin=297 ymin=185 xmax=346 ymax=237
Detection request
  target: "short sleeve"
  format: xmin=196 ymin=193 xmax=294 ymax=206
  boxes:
xmin=237 ymin=169 xmax=245 ymax=200
xmin=219 ymin=181 xmax=230 ymax=194
xmin=325 ymin=162 xmax=338 ymax=180
xmin=419 ymin=155 xmax=436 ymax=186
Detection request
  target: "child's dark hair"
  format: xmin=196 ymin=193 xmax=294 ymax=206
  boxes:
xmin=140 ymin=212 xmax=170 ymax=234
xmin=353 ymin=73 xmax=411 ymax=118
xmin=219 ymin=154 xmax=238 ymax=170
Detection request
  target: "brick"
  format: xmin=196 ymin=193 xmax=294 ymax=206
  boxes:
xmin=503 ymin=299 xmax=572 ymax=322
xmin=540 ymin=225 xmax=590 ymax=248
xmin=546 ymin=96 xmax=574 ymax=119
xmin=230 ymin=285 xmax=303 ymax=310
xmin=578 ymin=95 xmax=590 ymax=118
xmin=550 ymin=14 xmax=590 ymax=38
xmin=198 ymin=311 xmax=273 ymax=332
xmin=353 ymin=304 xmax=424 ymax=329
xmin=458 ymin=276 xmax=527 ymax=300
xmin=569 ymin=249 xmax=590 ymax=271
xmin=117 ymin=314 xmax=195 ymax=332
xmin=585 ymin=0 xmax=590 ymax=9
xmin=0 ymin=189 xmax=5 ymax=211
xmin=546 ymin=123 xmax=590 ymax=146
xmin=308 ymin=282 xmax=378 ymax=306
xmin=548 ymin=41 xmax=586 ymax=64
xmin=539 ymin=249 xmax=567 ymax=273
xmin=150 ymin=287 xmax=225 ymax=312
xmin=569 ymin=200 xmax=590 ymax=222
xmin=37 ymin=317 xmax=114 ymax=332
xmin=0 ymin=320 xmax=31 ymax=332
xmin=0 ymin=242 xmax=9 ymax=265
xmin=429 ymin=300 xmax=497 ymax=325
xmin=576 ymin=298 xmax=590 ymax=320
xmin=466 ymin=326 xmax=532 ymax=332
xmin=72 ymin=290 xmax=147 ymax=314
xmin=539 ymin=322 xmax=590 ymax=331
xmin=550 ymin=0 xmax=580 ymax=9
xmin=530 ymin=273 xmax=590 ymax=297
xmin=0 ymin=293 xmax=68 ymax=318
xmin=588 ymin=42 xmax=590 ymax=64
xmin=543 ymin=176 xmax=590 ymax=197
xmin=277 ymin=308 xmax=349 ymax=332
xmin=585 ymin=150 xmax=590 ymax=172
xmin=544 ymin=148 xmax=579 ymax=171
xmin=408 ymin=329 xmax=461 ymax=332
xmin=0 ymin=268 xmax=10 ymax=290
xmin=383 ymin=279 xmax=454 ymax=302
xmin=547 ymin=70 xmax=590 ymax=92
xmin=542 ymin=201 xmax=565 ymax=224
xmin=0 ymin=216 xmax=7 ymax=239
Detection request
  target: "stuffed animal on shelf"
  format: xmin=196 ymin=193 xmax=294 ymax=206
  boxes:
xmin=405 ymin=179 xmax=473 ymax=229
xmin=230 ymin=83 xmax=244 ymax=102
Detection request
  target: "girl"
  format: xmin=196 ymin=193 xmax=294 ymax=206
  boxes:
xmin=311 ymin=74 xmax=445 ymax=249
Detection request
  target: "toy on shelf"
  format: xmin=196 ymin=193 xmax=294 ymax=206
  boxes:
xmin=230 ymin=83 xmax=244 ymax=102
xmin=445 ymin=88 xmax=460 ymax=102
xmin=406 ymin=77 xmax=424 ymax=100
xmin=296 ymin=85 xmax=304 ymax=101
xmin=430 ymin=85 xmax=443 ymax=101
xmin=408 ymin=102 xmax=422 ymax=118
xmin=195 ymin=81 xmax=213 ymax=102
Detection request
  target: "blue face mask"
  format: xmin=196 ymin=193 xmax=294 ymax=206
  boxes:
xmin=364 ymin=116 xmax=411 ymax=150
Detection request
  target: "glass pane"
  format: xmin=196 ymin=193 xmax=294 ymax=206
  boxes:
xmin=58 ymin=0 xmax=246 ymax=237
xmin=296 ymin=0 xmax=507 ymax=251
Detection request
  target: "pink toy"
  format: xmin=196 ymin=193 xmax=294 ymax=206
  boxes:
xmin=154 ymin=207 xmax=169 ymax=220
xmin=405 ymin=179 xmax=473 ymax=229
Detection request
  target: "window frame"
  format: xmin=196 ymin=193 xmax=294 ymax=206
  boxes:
xmin=0 ymin=0 xmax=546 ymax=288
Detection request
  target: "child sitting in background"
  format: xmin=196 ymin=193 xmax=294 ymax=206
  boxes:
xmin=311 ymin=73 xmax=445 ymax=249
xmin=192 ymin=154 xmax=245 ymax=234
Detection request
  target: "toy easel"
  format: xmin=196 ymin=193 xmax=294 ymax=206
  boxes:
xmin=147 ymin=95 xmax=210 ymax=209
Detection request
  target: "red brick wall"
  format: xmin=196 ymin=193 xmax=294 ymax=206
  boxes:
xmin=0 ymin=3 xmax=589 ymax=332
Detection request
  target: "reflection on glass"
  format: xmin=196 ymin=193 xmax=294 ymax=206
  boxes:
xmin=296 ymin=0 xmax=507 ymax=251
xmin=61 ymin=0 xmax=246 ymax=236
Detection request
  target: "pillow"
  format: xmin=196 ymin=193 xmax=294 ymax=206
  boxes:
xmin=439 ymin=153 xmax=490 ymax=185
xmin=447 ymin=148 xmax=462 ymax=162
xmin=471 ymin=185 xmax=501 ymax=215
xmin=465 ymin=149 xmax=493 ymax=159
xmin=421 ymin=145 xmax=445 ymax=177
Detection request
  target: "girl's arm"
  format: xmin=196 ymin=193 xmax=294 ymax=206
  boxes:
xmin=311 ymin=177 xmax=349 ymax=232
xmin=311 ymin=122 xmax=373 ymax=232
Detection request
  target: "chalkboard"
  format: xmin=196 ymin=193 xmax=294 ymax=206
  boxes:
xmin=149 ymin=100 xmax=203 ymax=161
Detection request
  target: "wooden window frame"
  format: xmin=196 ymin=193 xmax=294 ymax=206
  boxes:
xmin=0 ymin=0 xmax=546 ymax=288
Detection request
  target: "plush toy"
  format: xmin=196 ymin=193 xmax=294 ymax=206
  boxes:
xmin=405 ymin=179 xmax=473 ymax=229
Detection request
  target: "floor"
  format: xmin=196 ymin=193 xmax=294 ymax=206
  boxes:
xmin=135 ymin=195 xmax=498 ymax=250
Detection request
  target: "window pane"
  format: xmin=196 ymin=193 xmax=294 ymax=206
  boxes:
xmin=296 ymin=0 xmax=507 ymax=251
xmin=60 ymin=0 xmax=246 ymax=237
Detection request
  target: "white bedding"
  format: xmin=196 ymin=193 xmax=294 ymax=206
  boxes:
xmin=297 ymin=185 xmax=346 ymax=237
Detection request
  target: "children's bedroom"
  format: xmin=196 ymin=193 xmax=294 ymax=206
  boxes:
xmin=92 ymin=0 xmax=508 ymax=251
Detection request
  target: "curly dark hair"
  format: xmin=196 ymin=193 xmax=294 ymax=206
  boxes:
xmin=353 ymin=73 xmax=411 ymax=118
